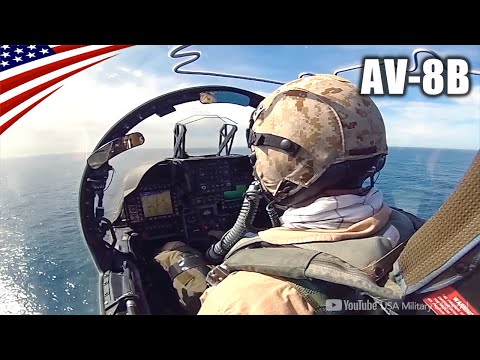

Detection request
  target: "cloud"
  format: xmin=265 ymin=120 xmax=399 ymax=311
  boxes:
xmin=0 ymin=67 xmax=263 ymax=158
xmin=376 ymin=86 xmax=480 ymax=149
xmin=0 ymin=70 xmax=197 ymax=158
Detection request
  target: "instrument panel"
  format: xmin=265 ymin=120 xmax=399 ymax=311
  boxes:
xmin=123 ymin=155 xmax=263 ymax=245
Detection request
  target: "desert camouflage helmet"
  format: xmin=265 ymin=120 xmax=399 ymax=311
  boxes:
xmin=248 ymin=74 xmax=388 ymax=200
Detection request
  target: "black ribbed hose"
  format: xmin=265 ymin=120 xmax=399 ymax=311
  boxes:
xmin=206 ymin=181 xmax=262 ymax=263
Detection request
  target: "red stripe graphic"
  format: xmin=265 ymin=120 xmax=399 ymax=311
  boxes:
xmin=1 ymin=45 xmax=133 ymax=94
xmin=0 ymin=44 xmax=135 ymax=136
xmin=52 ymin=45 xmax=90 ymax=54
xmin=0 ymin=55 xmax=116 ymax=117
xmin=0 ymin=87 xmax=62 ymax=135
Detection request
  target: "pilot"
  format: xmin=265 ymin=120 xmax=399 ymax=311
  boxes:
xmin=195 ymin=74 xmax=426 ymax=315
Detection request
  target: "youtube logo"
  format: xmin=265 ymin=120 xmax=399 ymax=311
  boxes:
xmin=326 ymin=299 xmax=343 ymax=311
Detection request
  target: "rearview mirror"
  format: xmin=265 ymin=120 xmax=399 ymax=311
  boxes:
xmin=199 ymin=91 xmax=250 ymax=106
xmin=87 ymin=132 xmax=145 ymax=169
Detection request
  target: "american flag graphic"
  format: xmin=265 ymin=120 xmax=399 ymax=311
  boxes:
xmin=0 ymin=45 xmax=134 ymax=135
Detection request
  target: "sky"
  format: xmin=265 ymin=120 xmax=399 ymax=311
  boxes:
xmin=1 ymin=44 xmax=479 ymax=159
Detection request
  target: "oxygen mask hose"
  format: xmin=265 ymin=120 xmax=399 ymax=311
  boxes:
xmin=206 ymin=180 xmax=262 ymax=263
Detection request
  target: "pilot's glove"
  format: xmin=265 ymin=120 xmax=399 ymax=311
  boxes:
xmin=154 ymin=241 xmax=210 ymax=314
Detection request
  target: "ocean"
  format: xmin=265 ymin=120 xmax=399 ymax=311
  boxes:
xmin=0 ymin=146 xmax=477 ymax=315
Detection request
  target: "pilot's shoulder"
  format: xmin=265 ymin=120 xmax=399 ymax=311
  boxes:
xmin=198 ymin=271 xmax=315 ymax=315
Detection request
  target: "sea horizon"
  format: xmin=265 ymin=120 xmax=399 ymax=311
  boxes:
xmin=1 ymin=145 xmax=478 ymax=160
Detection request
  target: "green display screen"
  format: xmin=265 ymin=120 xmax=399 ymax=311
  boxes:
xmin=223 ymin=184 xmax=247 ymax=200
